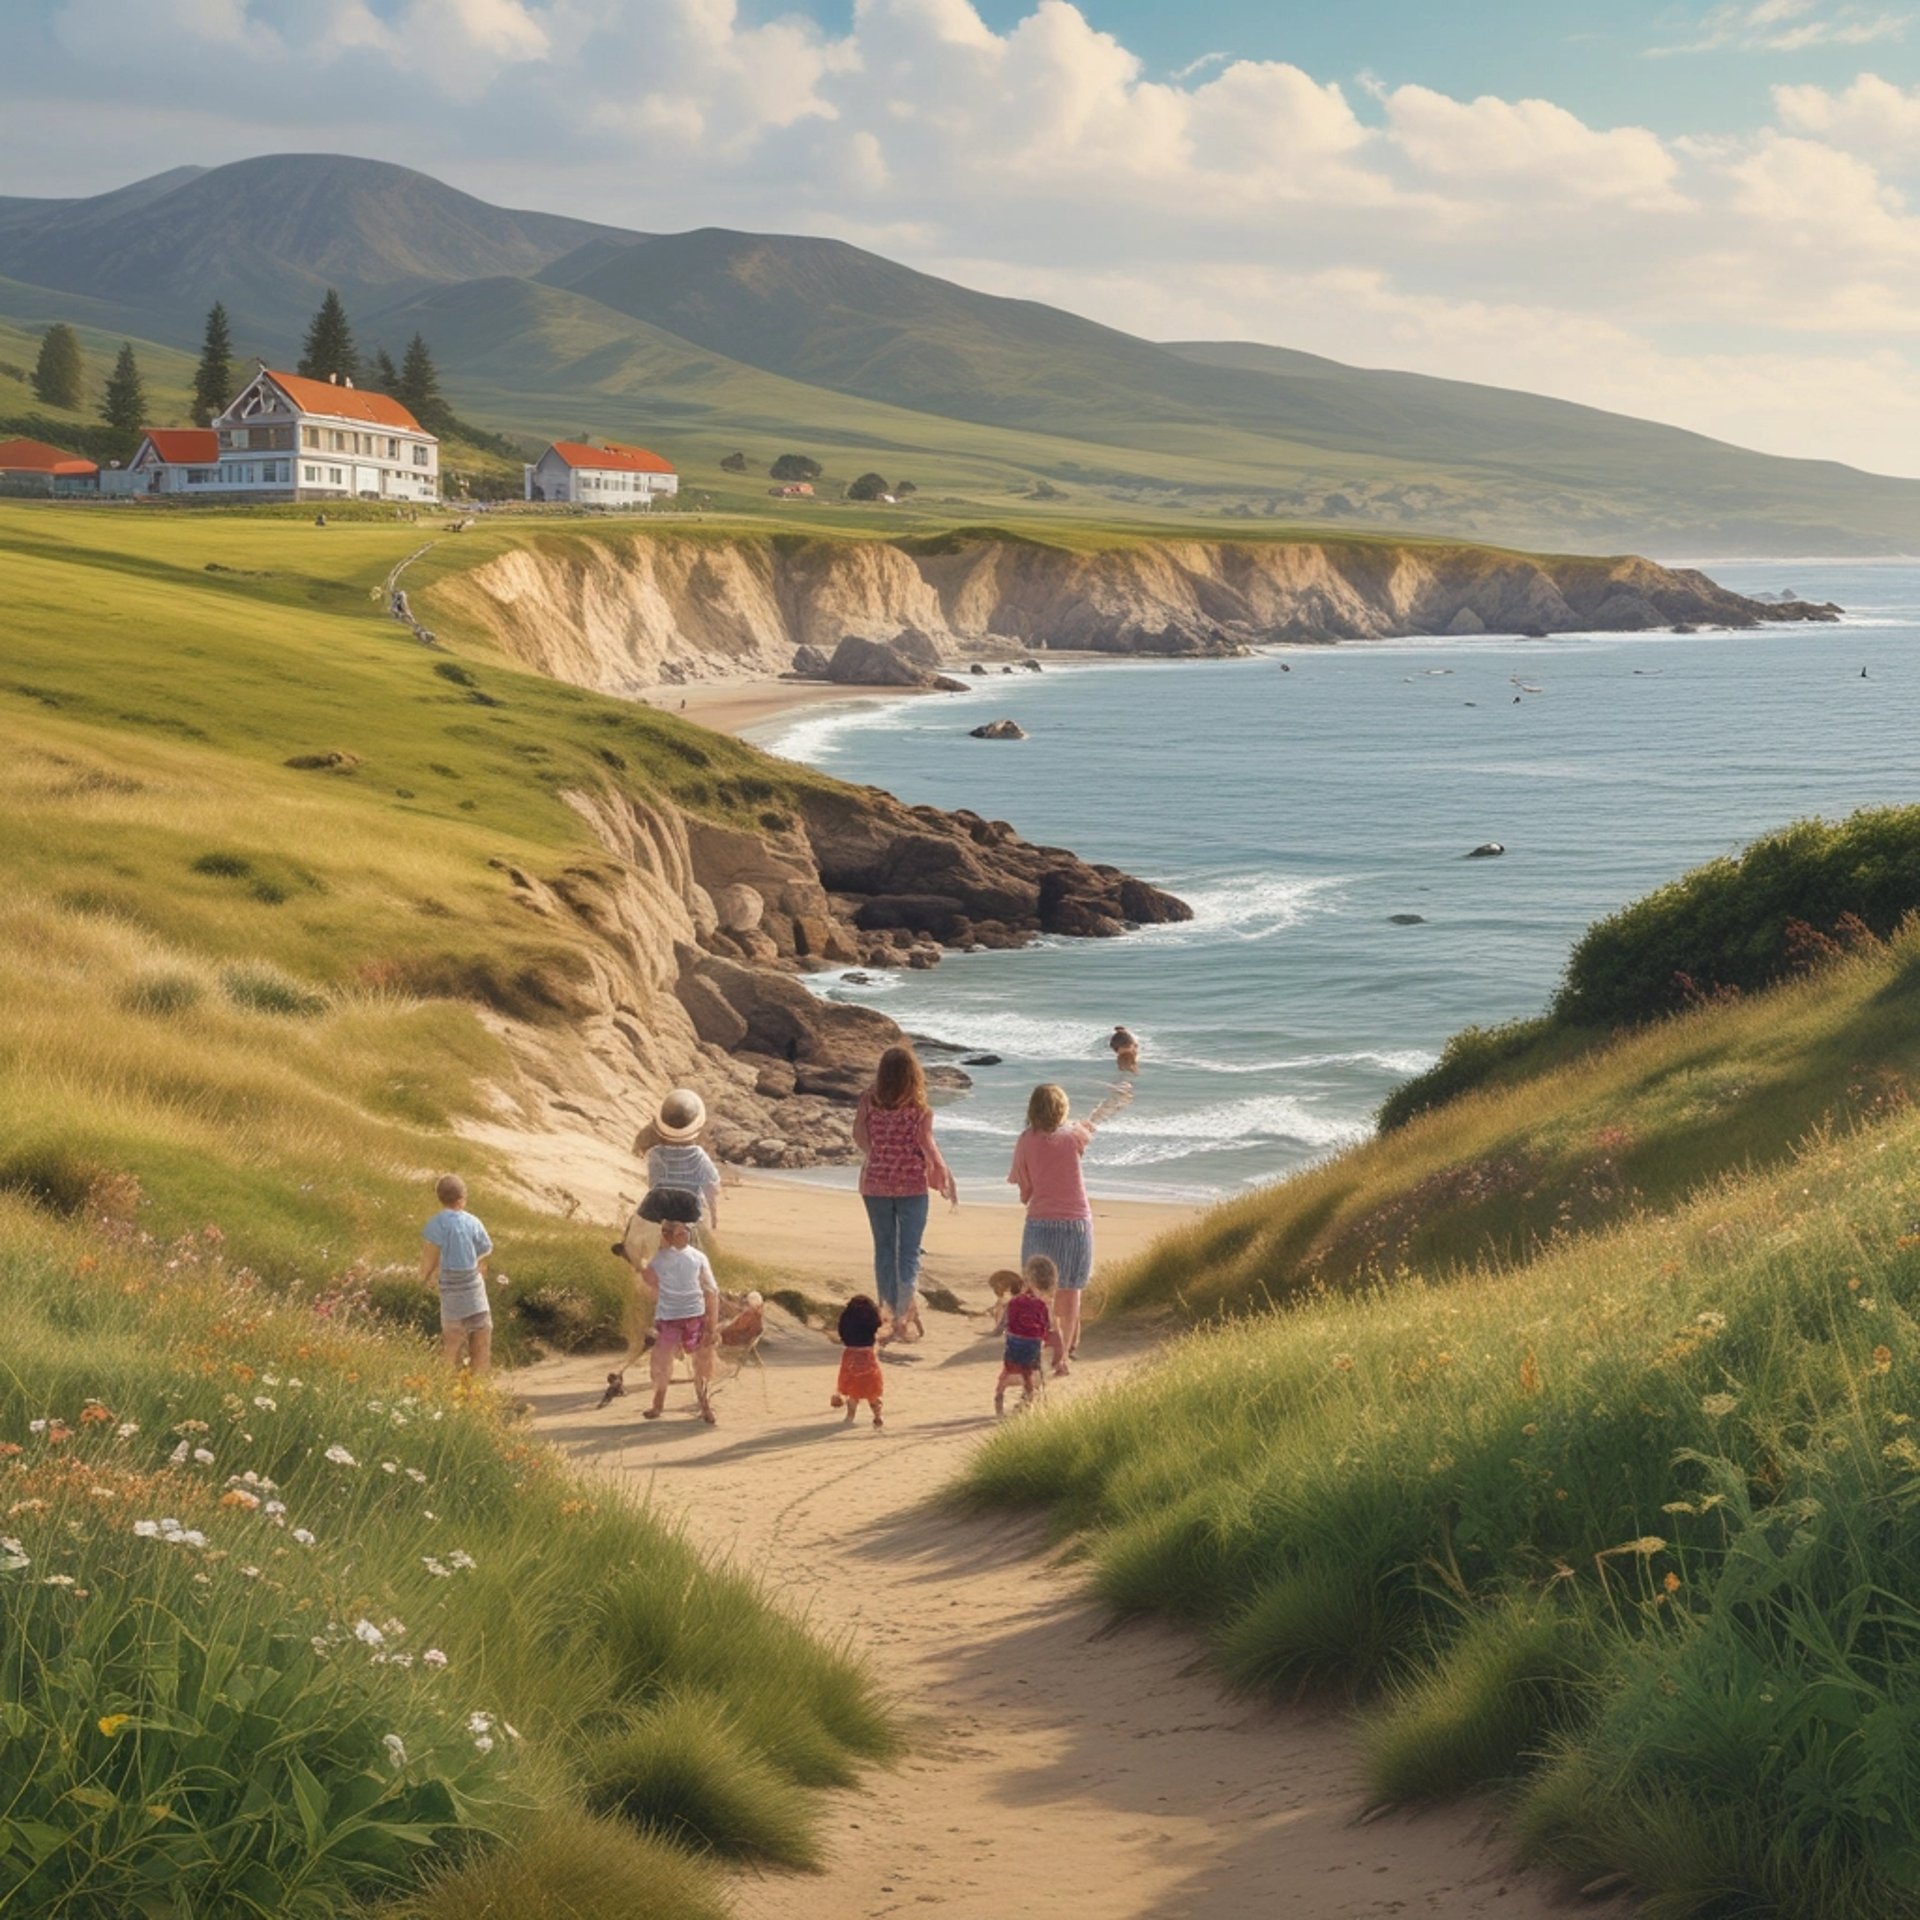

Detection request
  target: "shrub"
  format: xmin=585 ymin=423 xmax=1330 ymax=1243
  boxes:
xmin=1377 ymin=1017 xmax=1553 ymax=1131
xmin=190 ymin=851 xmax=251 ymax=879
xmin=221 ymin=963 xmax=329 ymax=1016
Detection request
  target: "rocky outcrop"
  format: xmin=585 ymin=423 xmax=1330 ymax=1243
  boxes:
xmin=970 ymin=719 xmax=1027 ymax=740
xmin=436 ymin=531 xmax=1839 ymax=692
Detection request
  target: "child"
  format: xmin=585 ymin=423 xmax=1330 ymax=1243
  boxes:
xmin=629 ymin=1222 xmax=721 ymax=1424
xmin=995 ymin=1256 xmax=1063 ymax=1415
xmin=421 ymin=1175 xmax=494 ymax=1380
xmin=985 ymin=1268 xmax=1025 ymax=1334
xmin=833 ymin=1295 xmax=885 ymax=1428
xmin=1110 ymin=1025 xmax=1140 ymax=1075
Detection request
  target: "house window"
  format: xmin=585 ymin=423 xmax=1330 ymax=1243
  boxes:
xmin=187 ymin=468 xmax=214 ymax=484
xmin=302 ymin=426 xmax=319 ymax=448
xmin=303 ymin=464 xmax=319 ymax=482
xmin=328 ymin=467 xmax=344 ymax=485
xmin=412 ymin=445 xmax=429 ymax=467
xmin=229 ymin=429 xmax=250 ymax=451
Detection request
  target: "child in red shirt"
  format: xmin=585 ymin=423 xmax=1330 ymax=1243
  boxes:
xmin=995 ymin=1256 xmax=1064 ymax=1414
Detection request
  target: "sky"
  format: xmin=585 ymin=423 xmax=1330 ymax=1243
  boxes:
xmin=3 ymin=0 xmax=1920 ymax=475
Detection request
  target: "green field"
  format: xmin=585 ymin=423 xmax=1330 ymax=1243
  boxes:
xmin=969 ymin=866 xmax=1920 ymax=1917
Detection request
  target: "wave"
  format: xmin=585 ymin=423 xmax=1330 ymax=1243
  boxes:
xmin=902 ymin=1008 xmax=1122 ymax=1059
xmin=758 ymin=695 xmax=925 ymax=764
xmin=1099 ymin=1093 xmax=1365 ymax=1153
xmin=800 ymin=970 xmax=904 ymax=999
xmin=1168 ymin=1046 xmax=1438 ymax=1077
xmin=1143 ymin=870 xmax=1342 ymax=944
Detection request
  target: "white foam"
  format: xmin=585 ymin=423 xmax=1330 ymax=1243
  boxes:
xmin=904 ymin=1008 xmax=1118 ymax=1059
xmin=1098 ymin=1093 xmax=1366 ymax=1154
xmin=758 ymin=696 xmax=923 ymax=765
xmin=1170 ymin=1047 xmax=1437 ymax=1077
xmin=1145 ymin=871 xmax=1340 ymax=944
xmin=800 ymin=970 xmax=904 ymax=999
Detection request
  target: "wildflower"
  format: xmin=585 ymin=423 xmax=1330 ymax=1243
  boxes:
xmin=447 ymin=1550 xmax=475 ymax=1571
xmin=0 ymin=1444 xmax=19 ymax=1458
xmin=1520 ymin=1422 xmax=1539 ymax=1438
xmin=0 ymin=1541 xmax=27 ymax=1573
xmin=1330 ymin=1354 xmax=1354 ymax=1372
xmin=98 ymin=1715 xmax=131 ymax=1737
xmin=192 ymin=1448 xmax=215 ymax=1467
xmin=239 ymin=1566 xmax=261 ymax=1579
xmin=381 ymin=1461 xmax=398 ymax=1475
xmin=1701 ymin=1393 xmax=1740 ymax=1418
xmin=422 ymin=1648 xmax=448 ymax=1669
xmin=1872 ymin=1346 xmax=1894 ymax=1375
xmin=263 ymin=1500 xmax=286 ymax=1518
xmin=1663 ymin=1572 xmax=1682 ymax=1594
xmin=42 ymin=1574 xmax=76 ymax=1588
xmin=133 ymin=1520 xmax=161 ymax=1538
xmin=80 ymin=1404 xmax=114 ymax=1426
xmin=1695 ymin=1312 xmax=1727 ymax=1332
xmin=252 ymin=1397 xmax=277 ymax=1413
xmin=382 ymin=1733 xmax=408 ymax=1770
xmin=405 ymin=1468 xmax=427 ymax=1484
xmin=354 ymin=1619 xmax=385 ymax=1648
xmin=115 ymin=1422 xmax=139 ymax=1440
xmin=291 ymin=1528 xmax=316 ymax=1547
xmin=324 ymin=1446 xmax=357 ymax=1468
xmin=423 ymin=1558 xmax=450 ymax=1578
xmin=219 ymin=1490 xmax=260 ymax=1511
xmin=473 ymin=1733 xmax=494 ymax=1754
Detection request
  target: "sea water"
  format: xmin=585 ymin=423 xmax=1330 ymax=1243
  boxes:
xmin=753 ymin=560 xmax=1920 ymax=1200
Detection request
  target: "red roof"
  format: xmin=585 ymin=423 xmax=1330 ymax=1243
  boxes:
xmin=0 ymin=437 xmax=97 ymax=476
xmin=139 ymin=428 xmax=219 ymax=464
xmin=546 ymin=439 xmax=675 ymax=475
xmin=263 ymin=370 xmax=424 ymax=431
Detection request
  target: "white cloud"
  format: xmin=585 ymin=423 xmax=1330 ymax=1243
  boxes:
xmin=1776 ymin=72 xmax=1920 ymax=168
xmin=1648 ymin=0 xmax=1909 ymax=56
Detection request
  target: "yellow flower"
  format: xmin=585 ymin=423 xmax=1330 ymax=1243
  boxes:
xmin=97 ymin=1714 xmax=131 ymax=1737
xmin=145 ymin=1804 xmax=172 ymax=1822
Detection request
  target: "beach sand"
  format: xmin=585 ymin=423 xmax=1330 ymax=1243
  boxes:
xmin=644 ymin=676 xmax=935 ymax=737
xmin=520 ymin=1177 xmax=1595 ymax=1920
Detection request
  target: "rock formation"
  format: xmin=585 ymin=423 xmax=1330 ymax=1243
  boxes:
xmin=970 ymin=719 xmax=1027 ymax=740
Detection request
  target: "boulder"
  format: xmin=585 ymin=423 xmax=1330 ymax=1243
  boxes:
xmin=931 ymin=675 xmax=970 ymax=693
xmin=791 ymin=644 xmax=833 ymax=679
xmin=711 ymin=883 xmax=764 ymax=933
xmin=890 ymin=627 xmax=945 ymax=669
xmin=1444 ymin=607 xmax=1485 ymax=636
xmin=969 ymin=662 xmax=988 ymax=676
xmin=1466 ymin=842 xmax=1506 ymax=859
xmin=1387 ymin=912 xmax=1427 ymax=925
xmin=1019 ymin=659 xmax=1043 ymax=672
xmin=970 ymin=718 xmax=1028 ymax=740
xmin=925 ymin=1065 xmax=974 ymax=1092
xmin=826 ymin=635 xmax=934 ymax=687
xmin=961 ymin=1052 xmax=1003 ymax=1066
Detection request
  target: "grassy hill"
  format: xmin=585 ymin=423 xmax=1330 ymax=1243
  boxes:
xmin=0 ymin=503 xmax=899 ymax=1913
xmin=1 ymin=154 xmax=1915 ymax=553
xmin=969 ymin=855 xmax=1920 ymax=1918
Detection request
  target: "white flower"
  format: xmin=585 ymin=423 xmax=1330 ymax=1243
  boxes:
xmin=0 ymin=1553 xmax=27 ymax=1573
xmin=422 ymin=1648 xmax=448 ymax=1669
xmin=239 ymin=1565 xmax=261 ymax=1579
xmin=467 ymin=1712 xmax=493 ymax=1734
xmin=404 ymin=1468 xmax=427 ymax=1485
xmin=168 ymin=1441 xmax=190 ymax=1466
xmin=380 ymin=1617 xmax=407 ymax=1639
xmin=323 ymin=1445 xmax=357 ymax=1468
xmin=42 ymin=1574 xmax=76 ymax=1588
xmin=132 ymin=1519 xmax=161 ymax=1538
xmin=380 ymin=1461 xmax=397 ymax=1475
xmin=1701 ymin=1393 xmax=1740 ymax=1418
xmin=264 ymin=1500 xmax=286 ymax=1518
xmin=423 ymin=1557 xmax=450 ymax=1578
xmin=114 ymin=1422 xmax=139 ymax=1440
xmin=28 ymin=1420 xmax=46 ymax=1435
xmin=261 ymin=1374 xmax=281 ymax=1387
xmin=178 ymin=1529 xmax=207 ymax=1549
xmin=1 ymin=1535 xmax=24 ymax=1554
xmin=354 ymin=1619 xmax=385 ymax=1648
xmin=252 ymin=1397 xmax=277 ymax=1412
xmin=310 ymin=1634 xmax=331 ymax=1656
xmin=192 ymin=1448 xmax=215 ymax=1467
xmin=472 ymin=1733 xmax=494 ymax=1754
xmin=383 ymin=1733 xmax=408 ymax=1770
xmin=291 ymin=1528 xmax=315 ymax=1547
xmin=447 ymin=1550 xmax=475 ymax=1572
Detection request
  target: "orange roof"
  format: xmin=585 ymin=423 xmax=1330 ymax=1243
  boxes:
xmin=0 ymin=437 xmax=97 ymax=476
xmin=263 ymin=370 xmax=423 ymax=431
xmin=546 ymin=439 xmax=675 ymax=474
xmin=140 ymin=428 xmax=219 ymax=464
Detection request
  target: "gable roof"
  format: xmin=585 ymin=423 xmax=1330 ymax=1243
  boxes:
xmin=544 ymin=439 xmax=675 ymax=474
xmin=139 ymin=428 xmax=219 ymax=464
xmin=261 ymin=370 xmax=424 ymax=432
xmin=0 ymin=437 xmax=97 ymax=476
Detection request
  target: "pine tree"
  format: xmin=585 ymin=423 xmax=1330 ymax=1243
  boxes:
xmin=191 ymin=302 xmax=234 ymax=425
xmin=101 ymin=342 xmax=146 ymax=440
xmin=31 ymin=322 xmax=83 ymax=410
xmin=396 ymin=333 xmax=443 ymax=420
xmin=297 ymin=289 xmax=358 ymax=383
xmin=370 ymin=347 xmax=401 ymax=394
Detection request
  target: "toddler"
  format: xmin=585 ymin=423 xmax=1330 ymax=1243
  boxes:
xmin=834 ymin=1295 xmax=885 ymax=1428
xmin=995 ymin=1256 xmax=1065 ymax=1415
xmin=626 ymin=1222 xmax=721 ymax=1424
xmin=421 ymin=1174 xmax=493 ymax=1379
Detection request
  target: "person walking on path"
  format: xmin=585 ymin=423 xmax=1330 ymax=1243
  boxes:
xmin=421 ymin=1173 xmax=494 ymax=1380
xmin=1008 ymin=1083 xmax=1129 ymax=1363
xmin=853 ymin=1044 xmax=956 ymax=1342
xmin=626 ymin=1089 xmax=723 ymax=1243
xmin=637 ymin=1221 xmax=721 ymax=1424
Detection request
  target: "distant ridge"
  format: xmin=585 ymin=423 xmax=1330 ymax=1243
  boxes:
xmin=0 ymin=151 xmax=1914 ymax=555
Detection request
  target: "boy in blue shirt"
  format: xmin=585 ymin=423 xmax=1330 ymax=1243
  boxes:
xmin=421 ymin=1174 xmax=494 ymax=1379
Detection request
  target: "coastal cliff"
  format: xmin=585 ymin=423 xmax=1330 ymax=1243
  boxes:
xmin=435 ymin=530 xmax=1839 ymax=691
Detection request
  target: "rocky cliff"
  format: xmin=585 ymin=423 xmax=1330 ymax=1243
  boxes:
xmin=436 ymin=530 xmax=1839 ymax=691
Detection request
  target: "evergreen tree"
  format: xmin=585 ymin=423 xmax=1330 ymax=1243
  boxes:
xmin=101 ymin=342 xmax=146 ymax=440
xmin=297 ymin=289 xmax=358 ymax=382
xmin=31 ymin=322 xmax=83 ymax=410
xmin=370 ymin=347 xmax=401 ymax=394
xmin=396 ymin=333 xmax=442 ymax=419
xmin=191 ymin=302 xmax=234 ymax=425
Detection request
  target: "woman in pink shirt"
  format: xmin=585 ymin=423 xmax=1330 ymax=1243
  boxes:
xmin=853 ymin=1044 xmax=957 ymax=1341
xmin=1008 ymin=1082 xmax=1128 ymax=1364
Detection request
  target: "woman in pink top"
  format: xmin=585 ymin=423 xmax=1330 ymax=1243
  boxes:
xmin=1008 ymin=1081 xmax=1129 ymax=1363
xmin=853 ymin=1044 xmax=957 ymax=1341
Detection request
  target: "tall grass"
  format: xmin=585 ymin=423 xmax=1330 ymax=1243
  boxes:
xmin=0 ymin=1193 xmax=891 ymax=1915
xmin=967 ymin=1101 xmax=1920 ymax=1915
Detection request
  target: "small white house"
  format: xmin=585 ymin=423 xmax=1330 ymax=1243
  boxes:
xmin=207 ymin=367 xmax=440 ymax=504
xmin=99 ymin=428 xmax=223 ymax=497
xmin=524 ymin=440 xmax=678 ymax=506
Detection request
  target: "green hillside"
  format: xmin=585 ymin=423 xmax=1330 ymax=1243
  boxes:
xmin=1 ymin=153 xmax=1914 ymax=553
xmin=969 ymin=882 xmax=1920 ymax=1918
xmin=0 ymin=504 xmax=895 ymax=1914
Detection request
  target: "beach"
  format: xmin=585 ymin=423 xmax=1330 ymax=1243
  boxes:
xmin=521 ymin=1176 xmax=1588 ymax=1920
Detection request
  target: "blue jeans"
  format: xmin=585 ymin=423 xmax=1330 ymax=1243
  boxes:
xmin=863 ymin=1193 xmax=929 ymax=1318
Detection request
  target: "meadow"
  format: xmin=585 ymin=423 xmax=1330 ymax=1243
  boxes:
xmin=970 ymin=905 xmax=1920 ymax=1916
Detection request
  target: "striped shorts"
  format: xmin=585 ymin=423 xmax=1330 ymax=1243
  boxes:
xmin=1021 ymin=1215 xmax=1094 ymax=1291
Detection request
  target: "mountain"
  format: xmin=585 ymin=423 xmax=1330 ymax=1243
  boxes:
xmin=0 ymin=152 xmax=1915 ymax=555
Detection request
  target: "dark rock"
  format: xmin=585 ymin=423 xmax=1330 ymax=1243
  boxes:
xmin=1466 ymin=842 xmax=1506 ymax=859
xmin=1019 ymin=659 xmax=1043 ymax=672
xmin=791 ymin=644 xmax=832 ymax=678
xmin=931 ymin=675 xmax=970 ymax=693
xmin=1387 ymin=913 xmax=1427 ymax=925
xmin=970 ymin=718 xmax=1028 ymax=740
xmin=826 ymin=635 xmax=936 ymax=687
xmin=969 ymin=662 xmax=988 ymax=675
xmin=839 ymin=971 xmax=873 ymax=985
xmin=925 ymin=1064 xmax=974 ymax=1092
xmin=961 ymin=1053 xmax=1003 ymax=1066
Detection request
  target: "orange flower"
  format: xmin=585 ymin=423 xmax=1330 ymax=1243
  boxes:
xmin=1872 ymin=1346 xmax=1895 ymax=1375
xmin=1663 ymin=1571 xmax=1682 ymax=1593
xmin=79 ymin=1405 xmax=114 ymax=1427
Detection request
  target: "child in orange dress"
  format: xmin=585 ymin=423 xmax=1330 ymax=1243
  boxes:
xmin=833 ymin=1294 xmax=885 ymax=1428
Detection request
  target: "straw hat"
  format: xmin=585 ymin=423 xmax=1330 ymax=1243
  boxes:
xmin=655 ymin=1088 xmax=707 ymax=1142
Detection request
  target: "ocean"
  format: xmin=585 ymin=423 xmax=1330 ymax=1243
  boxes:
xmin=753 ymin=560 xmax=1920 ymax=1201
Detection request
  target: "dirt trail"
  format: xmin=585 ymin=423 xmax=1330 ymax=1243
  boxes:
xmin=522 ymin=1186 xmax=1587 ymax=1920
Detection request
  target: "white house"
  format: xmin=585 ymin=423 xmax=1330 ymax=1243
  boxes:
xmin=207 ymin=367 xmax=439 ymax=504
xmin=99 ymin=428 xmax=222 ymax=497
xmin=523 ymin=440 xmax=677 ymax=506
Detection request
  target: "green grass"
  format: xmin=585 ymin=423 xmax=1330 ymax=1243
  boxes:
xmin=0 ymin=1195 xmax=891 ymax=1916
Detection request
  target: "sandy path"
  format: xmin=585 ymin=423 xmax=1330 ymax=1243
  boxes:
xmin=521 ymin=1185 xmax=1587 ymax=1919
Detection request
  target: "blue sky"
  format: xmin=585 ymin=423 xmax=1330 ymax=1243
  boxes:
xmin=3 ymin=0 xmax=1920 ymax=474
